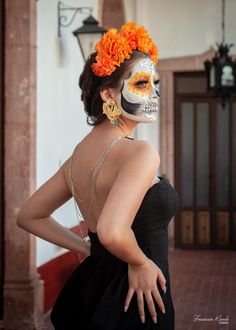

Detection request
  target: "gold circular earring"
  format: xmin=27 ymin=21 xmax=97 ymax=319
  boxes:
xmin=102 ymin=99 xmax=122 ymax=125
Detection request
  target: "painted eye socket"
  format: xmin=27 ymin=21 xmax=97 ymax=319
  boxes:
xmin=154 ymin=79 xmax=160 ymax=85
xmin=135 ymin=80 xmax=149 ymax=88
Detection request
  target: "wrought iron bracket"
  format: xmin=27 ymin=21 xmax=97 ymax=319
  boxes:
xmin=58 ymin=1 xmax=92 ymax=37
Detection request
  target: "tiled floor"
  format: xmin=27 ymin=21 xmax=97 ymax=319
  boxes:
xmin=44 ymin=250 xmax=236 ymax=330
xmin=169 ymin=249 xmax=236 ymax=330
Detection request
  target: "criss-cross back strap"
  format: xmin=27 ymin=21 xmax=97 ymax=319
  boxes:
xmin=68 ymin=135 xmax=133 ymax=232
xmin=69 ymin=135 xmax=126 ymax=196
xmin=90 ymin=135 xmax=124 ymax=195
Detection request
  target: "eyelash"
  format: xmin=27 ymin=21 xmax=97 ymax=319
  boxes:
xmin=135 ymin=80 xmax=148 ymax=87
xmin=135 ymin=79 xmax=160 ymax=87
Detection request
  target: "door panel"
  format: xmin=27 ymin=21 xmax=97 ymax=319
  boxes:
xmin=181 ymin=211 xmax=194 ymax=244
xmin=197 ymin=211 xmax=210 ymax=244
xmin=180 ymin=102 xmax=194 ymax=206
xmin=174 ymin=72 xmax=236 ymax=249
xmin=216 ymin=103 xmax=230 ymax=208
xmin=217 ymin=212 xmax=230 ymax=245
xmin=196 ymin=103 xmax=209 ymax=207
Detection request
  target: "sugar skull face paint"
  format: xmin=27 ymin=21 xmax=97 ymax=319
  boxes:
xmin=116 ymin=58 xmax=160 ymax=123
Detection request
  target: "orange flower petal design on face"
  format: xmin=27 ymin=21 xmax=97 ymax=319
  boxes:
xmin=128 ymin=71 xmax=152 ymax=96
xmin=91 ymin=22 xmax=158 ymax=77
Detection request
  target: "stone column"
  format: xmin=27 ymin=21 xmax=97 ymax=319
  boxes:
xmin=100 ymin=0 xmax=125 ymax=29
xmin=4 ymin=0 xmax=44 ymax=329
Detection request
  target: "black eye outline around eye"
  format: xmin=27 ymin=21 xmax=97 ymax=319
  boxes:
xmin=134 ymin=79 xmax=160 ymax=89
xmin=135 ymin=80 xmax=149 ymax=88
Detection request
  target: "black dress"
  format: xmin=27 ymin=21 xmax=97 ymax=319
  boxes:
xmin=50 ymin=177 xmax=179 ymax=329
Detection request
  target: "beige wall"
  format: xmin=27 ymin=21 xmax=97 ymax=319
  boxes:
xmin=124 ymin=0 xmax=236 ymax=59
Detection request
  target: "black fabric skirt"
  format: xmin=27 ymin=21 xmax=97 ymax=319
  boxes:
xmin=50 ymin=254 xmax=175 ymax=330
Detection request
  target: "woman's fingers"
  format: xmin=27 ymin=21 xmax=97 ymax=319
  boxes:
xmin=125 ymin=261 xmax=167 ymax=323
xmin=144 ymin=291 xmax=157 ymax=323
xmin=124 ymin=287 xmax=134 ymax=312
xmin=157 ymin=271 xmax=166 ymax=292
xmin=125 ymin=288 xmax=146 ymax=323
xmin=125 ymin=287 xmax=165 ymax=323
xmin=152 ymin=285 xmax=165 ymax=314
xmin=137 ymin=291 xmax=145 ymax=323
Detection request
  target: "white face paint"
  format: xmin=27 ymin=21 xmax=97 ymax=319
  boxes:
xmin=115 ymin=58 xmax=160 ymax=123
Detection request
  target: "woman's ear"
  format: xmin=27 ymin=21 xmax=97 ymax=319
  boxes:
xmin=100 ymin=89 xmax=112 ymax=102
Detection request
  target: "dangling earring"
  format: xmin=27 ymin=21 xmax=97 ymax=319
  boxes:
xmin=102 ymin=99 xmax=122 ymax=125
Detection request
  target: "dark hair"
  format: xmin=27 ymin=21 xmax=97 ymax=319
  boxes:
xmin=79 ymin=50 xmax=149 ymax=126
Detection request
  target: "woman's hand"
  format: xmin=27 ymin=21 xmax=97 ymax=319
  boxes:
xmin=83 ymin=240 xmax=91 ymax=258
xmin=124 ymin=258 xmax=166 ymax=324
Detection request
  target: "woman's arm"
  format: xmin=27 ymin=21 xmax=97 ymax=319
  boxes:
xmin=96 ymin=140 xmax=166 ymax=323
xmin=97 ymin=140 xmax=159 ymax=264
xmin=17 ymin=160 xmax=90 ymax=257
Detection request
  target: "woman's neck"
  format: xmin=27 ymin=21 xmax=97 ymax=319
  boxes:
xmin=116 ymin=116 xmax=137 ymax=137
xmin=96 ymin=117 xmax=138 ymax=138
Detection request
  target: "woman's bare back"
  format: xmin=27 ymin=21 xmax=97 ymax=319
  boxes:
xmin=66 ymin=126 xmax=137 ymax=232
xmin=65 ymin=123 xmax=160 ymax=233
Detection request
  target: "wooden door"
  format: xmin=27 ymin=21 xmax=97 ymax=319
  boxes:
xmin=174 ymin=72 xmax=236 ymax=249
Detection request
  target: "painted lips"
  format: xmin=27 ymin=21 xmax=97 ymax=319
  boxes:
xmin=141 ymin=101 xmax=159 ymax=119
xmin=141 ymin=100 xmax=159 ymax=112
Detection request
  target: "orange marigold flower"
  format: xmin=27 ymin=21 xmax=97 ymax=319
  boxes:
xmin=91 ymin=22 xmax=158 ymax=77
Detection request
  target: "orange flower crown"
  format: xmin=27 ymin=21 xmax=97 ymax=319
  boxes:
xmin=91 ymin=22 xmax=158 ymax=77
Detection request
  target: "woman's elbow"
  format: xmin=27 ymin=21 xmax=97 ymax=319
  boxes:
xmin=16 ymin=209 xmax=28 ymax=229
xmin=96 ymin=224 xmax=123 ymax=247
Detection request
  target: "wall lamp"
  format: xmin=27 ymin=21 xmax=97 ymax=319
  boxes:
xmin=204 ymin=0 xmax=236 ymax=109
xmin=58 ymin=1 xmax=107 ymax=61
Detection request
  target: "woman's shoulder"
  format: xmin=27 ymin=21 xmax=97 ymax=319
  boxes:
xmin=115 ymin=138 xmax=160 ymax=172
xmin=122 ymin=138 xmax=159 ymax=158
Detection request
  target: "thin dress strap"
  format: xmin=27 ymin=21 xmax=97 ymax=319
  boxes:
xmin=69 ymin=135 xmax=132 ymax=237
xmin=91 ymin=135 xmax=124 ymax=194
xmin=69 ymin=149 xmax=88 ymax=241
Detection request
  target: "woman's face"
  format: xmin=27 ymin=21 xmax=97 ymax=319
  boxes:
xmin=114 ymin=57 xmax=160 ymax=123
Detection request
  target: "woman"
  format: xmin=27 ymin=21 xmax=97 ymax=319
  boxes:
xmin=17 ymin=22 xmax=179 ymax=329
